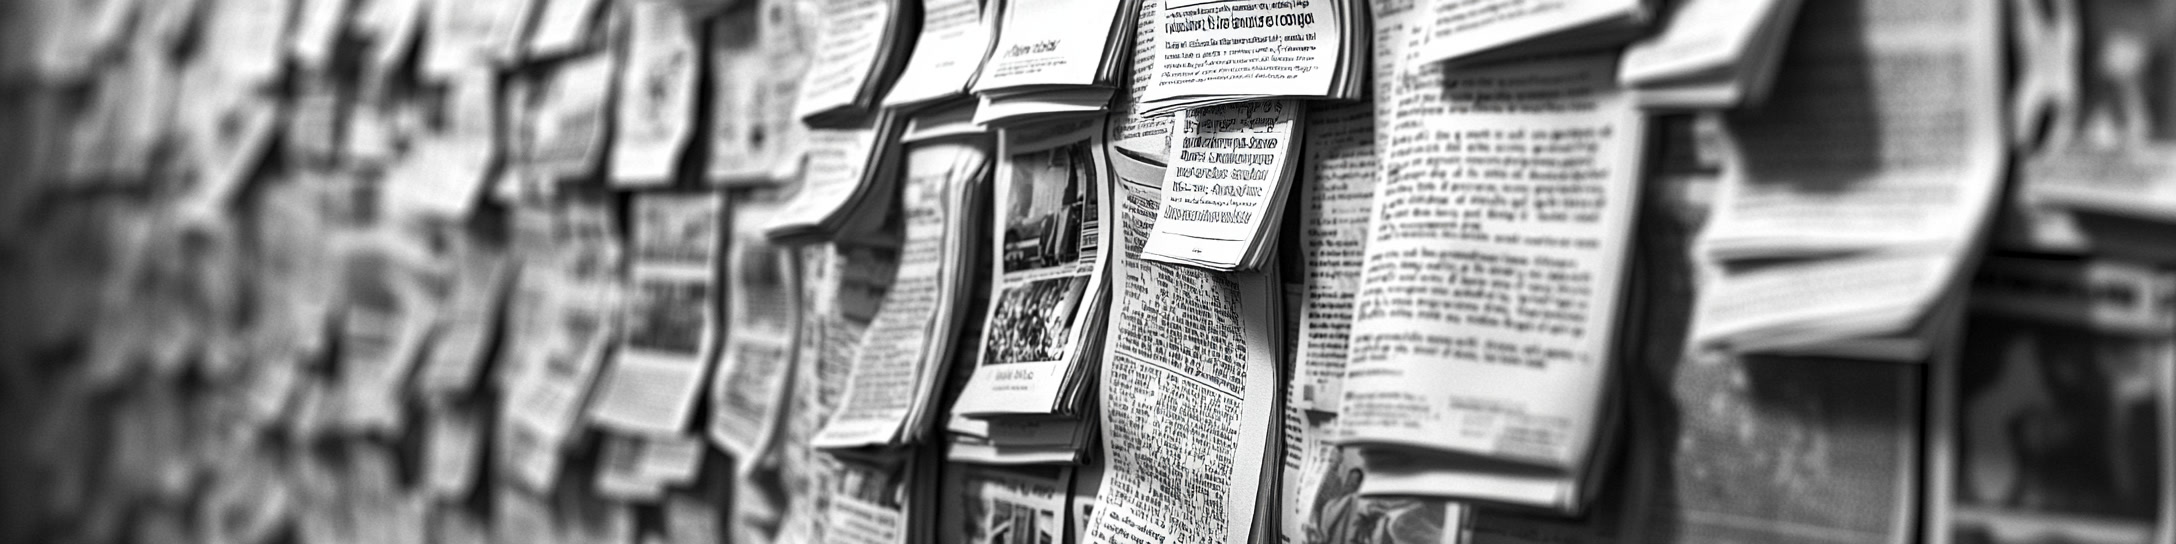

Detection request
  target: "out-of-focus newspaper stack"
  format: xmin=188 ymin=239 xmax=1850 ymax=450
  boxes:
xmin=1619 ymin=0 xmax=1803 ymax=111
xmin=1082 ymin=150 xmax=1285 ymax=544
xmin=945 ymin=410 xmax=1100 ymax=465
xmin=585 ymin=192 xmax=725 ymax=436
xmin=761 ymin=112 xmax=909 ymax=243
xmin=1131 ymin=0 xmax=1365 ymax=114
xmin=810 ymin=106 xmax=993 ymax=450
xmin=2002 ymin=0 xmax=2176 ymax=264
xmin=938 ymin=464 xmax=1082 ymax=543
xmin=1939 ymin=256 xmax=2176 ymax=544
xmin=1688 ymin=0 xmax=2004 ymax=360
xmin=1410 ymin=0 xmax=1651 ymax=66
xmin=791 ymin=0 xmax=917 ymax=124
xmin=944 ymin=117 xmax=1115 ymax=464
xmin=968 ymin=0 xmax=1139 ymax=126
xmin=1138 ymin=100 xmax=1301 ymax=271
xmin=1337 ymin=48 xmax=1646 ymax=514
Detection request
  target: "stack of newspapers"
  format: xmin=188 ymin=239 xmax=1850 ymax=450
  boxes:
xmin=1337 ymin=51 xmax=1647 ymax=514
xmin=879 ymin=0 xmax=996 ymax=109
xmin=1687 ymin=0 xmax=2001 ymax=361
xmin=1132 ymin=0 xmax=1366 ymax=114
xmin=968 ymin=0 xmax=1139 ymax=126
xmin=790 ymin=0 xmax=917 ymax=124
xmin=1619 ymin=0 xmax=1804 ymax=110
xmin=944 ymin=118 xmax=1116 ymax=463
xmin=1412 ymin=0 xmax=1653 ymax=66
xmin=811 ymin=106 xmax=994 ymax=449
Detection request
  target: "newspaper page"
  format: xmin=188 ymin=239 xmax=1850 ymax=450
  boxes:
xmin=336 ymin=242 xmax=436 ymax=433
xmin=881 ymin=0 xmax=991 ymax=106
xmin=1617 ymin=0 xmax=1800 ymax=85
xmin=1142 ymin=0 xmax=1342 ymax=105
xmin=1304 ymin=452 xmax=1469 ymax=544
xmin=423 ymin=405 xmax=486 ymax=500
xmin=1411 ymin=0 xmax=1644 ymax=66
xmin=1631 ymin=353 xmax=1921 ymax=544
xmin=381 ymin=74 xmax=500 ymax=218
xmin=814 ymin=140 xmax=985 ymax=447
xmin=708 ymin=0 xmax=817 ymax=184
xmin=202 ymin=0 xmax=291 ymax=83
xmin=525 ymin=52 xmax=618 ymax=185
xmin=1281 ymin=400 xmax=1464 ymax=544
xmin=594 ymin=433 xmax=707 ymax=501
xmin=1113 ymin=0 xmax=1177 ymax=164
xmin=953 ymin=120 xmax=1111 ymax=416
xmin=1690 ymin=250 xmax=1963 ymax=353
xmin=610 ymin=0 xmax=699 ymax=186
xmin=791 ymin=0 xmax=893 ymax=119
xmin=819 ymin=454 xmax=917 ymax=544
xmin=708 ymin=188 xmax=802 ymax=459
xmin=499 ymin=279 xmax=618 ymax=491
xmin=1140 ymin=100 xmax=1298 ymax=270
xmin=588 ymin=193 xmax=724 ymax=434
xmin=1082 ymin=152 xmax=1280 ymax=544
xmin=529 ymin=0 xmax=603 ymax=58
xmin=1339 ymin=53 xmax=1644 ymax=471
xmin=357 ymin=0 xmax=425 ymax=76
xmin=972 ymin=0 xmax=1126 ymax=90
xmin=1696 ymin=0 xmax=2002 ymax=259
xmin=289 ymin=0 xmax=349 ymax=68
xmin=766 ymin=127 xmax=877 ymax=234
xmin=422 ymin=0 xmax=533 ymax=76
xmin=741 ymin=243 xmax=897 ymax=544
xmin=939 ymin=464 xmax=1075 ymax=544
xmin=177 ymin=71 xmax=278 ymax=218
xmin=2009 ymin=0 xmax=2176 ymax=249
xmin=1948 ymin=258 xmax=2174 ymax=544
xmin=1291 ymin=102 xmax=1374 ymax=412
xmin=414 ymin=250 xmax=513 ymax=395
xmin=667 ymin=495 xmax=724 ymax=544
xmin=727 ymin=246 xmax=831 ymax=544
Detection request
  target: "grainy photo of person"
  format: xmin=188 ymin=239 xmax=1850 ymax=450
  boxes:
xmin=1954 ymin=316 xmax=2168 ymax=543
xmin=981 ymin=276 xmax=1091 ymax=365
xmin=1003 ymin=139 xmax=1096 ymax=273
xmin=626 ymin=277 xmax=710 ymax=356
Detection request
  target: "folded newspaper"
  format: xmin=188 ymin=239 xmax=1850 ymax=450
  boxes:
xmin=791 ymin=0 xmax=915 ymax=124
xmin=1688 ymin=0 xmax=2003 ymax=357
xmin=968 ymin=0 xmax=1138 ymax=126
xmin=1337 ymin=52 xmax=1645 ymax=514
xmin=1133 ymin=0 xmax=1365 ymax=114
xmin=1941 ymin=256 xmax=2176 ymax=544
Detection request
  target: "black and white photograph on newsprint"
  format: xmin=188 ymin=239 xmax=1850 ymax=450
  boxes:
xmin=1002 ymin=138 xmax=1096 ymax=273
